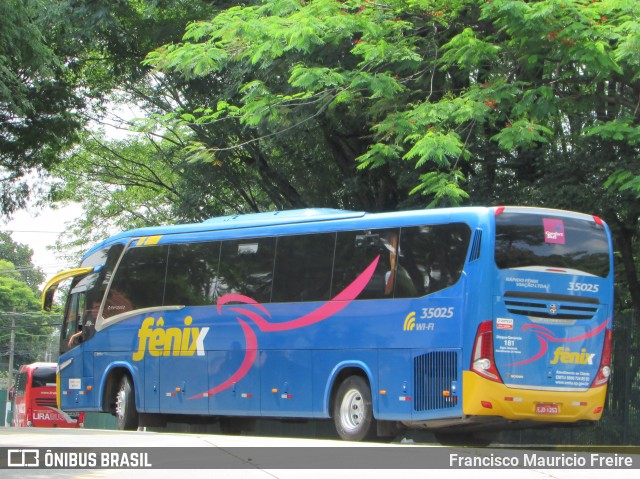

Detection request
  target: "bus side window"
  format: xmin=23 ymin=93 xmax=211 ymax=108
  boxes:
xmin=395 ymin=224 xmax=471 ymax=298
xmin=333 ymin=229 xmax=399 ymax=300
xmin=216 ymin=237 xmax=276 ymax=303
xmin=103 ymin=245 xmax=168 ymax=318
xmin=164 ymin=242 xmax=221 ymax=306
xmin=272 ymin=233 xmax=335 ymax=303
xmin=61 ymin=293 xmax=79 ymax=351
xmin=61 ymin=291 xmax=87 ymax=350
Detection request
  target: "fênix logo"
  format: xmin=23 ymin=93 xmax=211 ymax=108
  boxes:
xmin=132 ymin=316 xmax=209 ymax=361
xmin=550 ymin=346 xmax=595 ymax=365
xmin=403 ymin=312 xmax=416 ymax=331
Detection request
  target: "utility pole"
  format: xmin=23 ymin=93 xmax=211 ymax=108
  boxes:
xmin=4 ymin=313 xmax=15 ymax=427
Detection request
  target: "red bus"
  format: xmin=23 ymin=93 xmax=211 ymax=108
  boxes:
xmin=13 ymin=362 xmax=84 ymax=428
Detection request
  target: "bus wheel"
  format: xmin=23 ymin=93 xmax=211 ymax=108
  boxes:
xmin=333 ymin=376 xmax=375 ymax=441
xmin=115 ymin=375 xmax=139 ymax=431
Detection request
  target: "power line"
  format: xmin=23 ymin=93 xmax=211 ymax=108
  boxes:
xmin=0 ymin=230 xmax=64 ymax=234
xmin=0 ymin=324 xmax=63 ymax=330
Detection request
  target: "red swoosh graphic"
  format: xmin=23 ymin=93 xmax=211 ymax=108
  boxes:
xmin=507 ymin=334 xmax=548 ymax=367
xmin=507 ymin=318 xmax=610 ymax=367
xmin=230 ymin=256 xmax=380 ymax=332
xmin=190 ymin=318 xmax=257 ymax=400
xmin=192 ymin=255 xmax=380 ymax=398
xmin=217 ymin=294 xmax=271 ymax=317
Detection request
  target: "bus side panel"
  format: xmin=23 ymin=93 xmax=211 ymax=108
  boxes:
xmin=159 ymin=355 xmax=209 ymax=414
xmin=59 ymin=347 xmax=98 ymax=412
xmin=208 ymin=349 xmax=260 ymax=415
xmin=144 ymin=356 xmax=159 ymax=413
xmin=260 ymin=350 xmax=313 ymax=417
xmin=377 ymin=349 xmax=413 ymax=420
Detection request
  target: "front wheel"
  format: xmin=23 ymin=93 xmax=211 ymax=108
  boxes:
xmin=333 ymin=376 xmax=375 ymax=441
xmin=114 ymin=375 xmax=139 ymax=431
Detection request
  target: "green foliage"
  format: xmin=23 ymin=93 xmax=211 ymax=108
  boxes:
xmin=140 ymin=0 xmax=637 ymax=209
xmin=0 ymin=259 xmax=57 ymax=366
xmin=491 ymin=120 xmax=554 ymax=151
xmin=49 ymin=135 xmax=189 ymax=256
xmin=0 ymin=260 xmax=39 ymax=311
xmin=0 ymin=233 xmax=45 ymax=293
xmin=0 ymin=0 xmax=84 ymax=215
xmin=410 ymin=170 xmax=470 ymax=208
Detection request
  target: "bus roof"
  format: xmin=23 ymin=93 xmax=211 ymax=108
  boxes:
xmin=19 ymin=362 xmax=57 ymax=371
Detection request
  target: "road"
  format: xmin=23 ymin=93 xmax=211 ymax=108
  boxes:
xmin=1 ymin=427 xmax=638 ymax=479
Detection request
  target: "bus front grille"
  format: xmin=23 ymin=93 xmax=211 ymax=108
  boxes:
xmin=414 ymin=351 xmax=458 ymax=412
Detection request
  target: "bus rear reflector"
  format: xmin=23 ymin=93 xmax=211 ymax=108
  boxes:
xmin=591 ymin=328 xmax=612 ymax=387
xmin=471 ymin=320 xmax=503 ymax=383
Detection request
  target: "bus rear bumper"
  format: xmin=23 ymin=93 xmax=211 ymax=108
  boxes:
xmin=462 ymin=371 xmax=607 ymax=422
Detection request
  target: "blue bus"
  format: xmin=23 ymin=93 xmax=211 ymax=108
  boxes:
xmin=43 ymin=206 xmax=613 ymax=440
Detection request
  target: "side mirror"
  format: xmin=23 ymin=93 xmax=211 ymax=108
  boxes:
xmin=43 ymin=288 xmax=56 ymax=312
xmin=41 ymin=267 xmax=95 ymax=311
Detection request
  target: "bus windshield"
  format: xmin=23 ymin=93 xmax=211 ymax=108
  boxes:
xmin=494 ymin=212 xmax=610 ymax=277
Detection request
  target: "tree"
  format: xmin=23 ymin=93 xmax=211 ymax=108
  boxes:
xmin=0 ymin=0 xmax=84 ymax=215
xmin=0 ymin=232 xmax=45 ymax=292
xmin=1 ymin=0 xmax=220 ymax=217
xmin=0 ymin=260 xmax=55 ymax=366
xmin=143 ymin=0 xmax=640 ymax=309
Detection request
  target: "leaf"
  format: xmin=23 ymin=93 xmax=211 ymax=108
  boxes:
xmin=403 ymin=130 xmax=464 ymax=167
xmin=491 ymin=120 xmax=553 ymax=150
xmin=440 ymin=28 xmax=500 ymax=70
xmin=356 ymin=143 xmax=402 ymax=170
xmin=410 ymin=170 xmax=470 ymax=208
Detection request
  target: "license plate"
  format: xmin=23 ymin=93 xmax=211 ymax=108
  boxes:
xmin=535 ymin=403 xmax=559 ymax=415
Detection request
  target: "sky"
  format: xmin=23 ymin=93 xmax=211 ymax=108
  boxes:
xmin=2 ymin=202 xmax=84 ymax=280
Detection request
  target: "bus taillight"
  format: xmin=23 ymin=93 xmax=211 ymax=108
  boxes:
xmin=591 ymin=328 xmax=612 ymax=387
xmin=471 ymin=320 xmax=503 ymax=383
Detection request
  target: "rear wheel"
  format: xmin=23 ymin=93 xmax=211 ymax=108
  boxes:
xmin=333 ymin=376 xmax=375 ymax=441
xmin=114 ymin=375 xmax=139 ymax=431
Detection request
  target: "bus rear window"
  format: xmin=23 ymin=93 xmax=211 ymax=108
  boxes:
xmin=32 ymin=367 xmax=57 ymax=388
xmin=495 ymin=213 xmax=610 ymax=278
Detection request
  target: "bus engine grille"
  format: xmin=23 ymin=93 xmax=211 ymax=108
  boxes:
xmin=504 ymin=291 xmax=599 ymax=321
xmin=35 ymin=397 xmax=58 ymax=407
xmin=414 ymin=351 xmax=458 ymax=412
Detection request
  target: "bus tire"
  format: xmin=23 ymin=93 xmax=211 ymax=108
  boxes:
xmin=333 ymin=375 xmax=375 ymax=441
xmin=115 ymin=375 xmax=139 ymax=431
